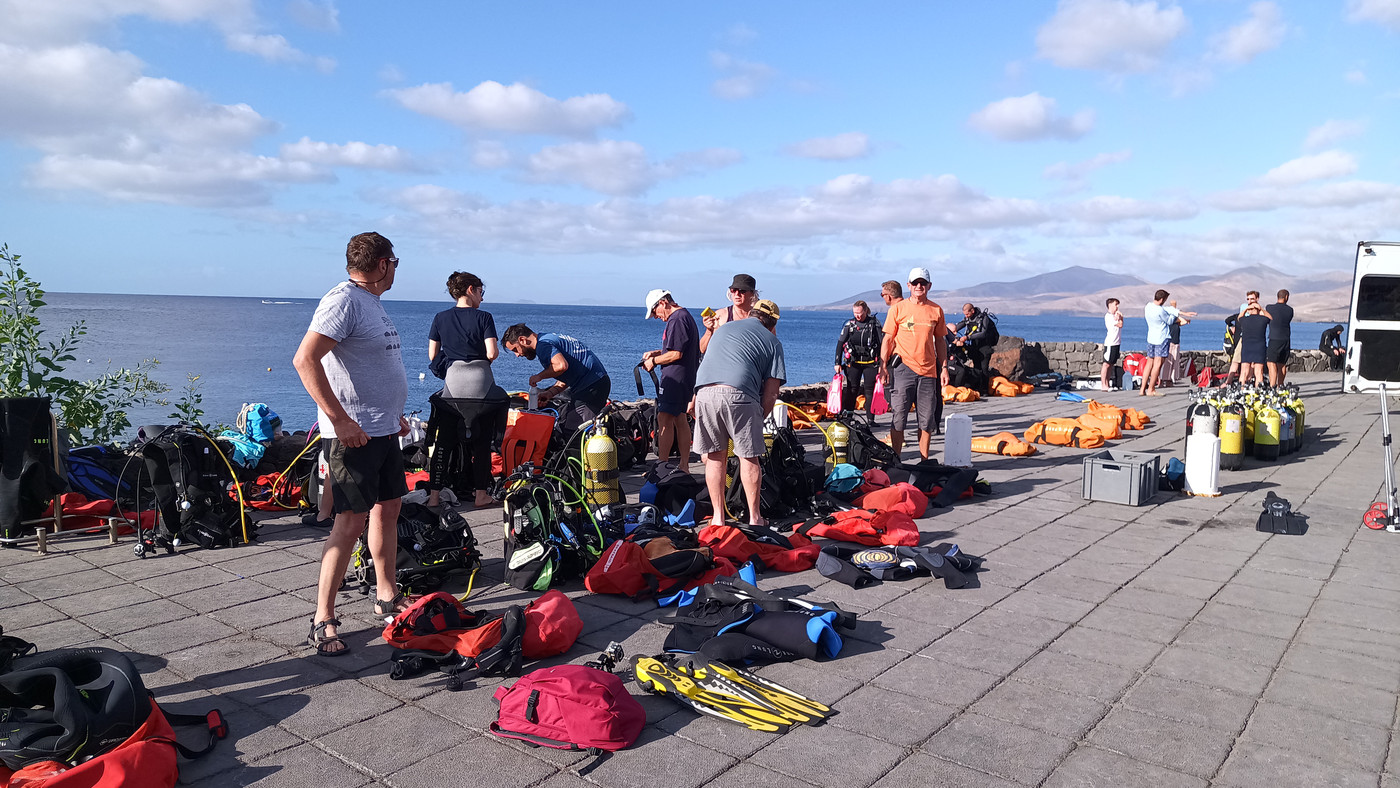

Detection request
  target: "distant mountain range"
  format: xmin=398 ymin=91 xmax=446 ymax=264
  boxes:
xmin=806 ymin=264 xmax=1352 ymax=322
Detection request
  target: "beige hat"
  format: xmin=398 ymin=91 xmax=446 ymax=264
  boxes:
xmin=643 ymin=288 xmax=671 ymax=318
xmin=752 ymin=299 xmax=781 ymax=320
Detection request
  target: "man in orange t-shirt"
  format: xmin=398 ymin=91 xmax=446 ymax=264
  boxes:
xmin=880 ymin=267 xmax=949 ymax=459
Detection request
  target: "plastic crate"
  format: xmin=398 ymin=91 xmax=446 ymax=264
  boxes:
xmin=1082 ymin=450 xmax=1160 ymax=506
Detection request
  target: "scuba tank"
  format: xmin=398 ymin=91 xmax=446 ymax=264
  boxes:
xmin=830 ymin=421 xmax=850 ymax=469
xmin=1242 ymin=400 xmax=1257 ymax=458
xmin=1218 ymin=405 xmax=1244 ymax=471
xmin=1277 ymin=405 xmax=1295 ymax=456
xmin=1188 ymin=402 xmax=1219 ymax=441
xmin=1254 ymin=406 xmax=1281 ymax=461
xmin=583 ymin=425 xmax=621 ymax=505
xmin=1185 ymin=431 xmax=1221 ymax=496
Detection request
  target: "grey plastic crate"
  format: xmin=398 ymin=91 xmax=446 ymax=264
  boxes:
xmin=1082 ymin=450 xmax=1160 ymax=506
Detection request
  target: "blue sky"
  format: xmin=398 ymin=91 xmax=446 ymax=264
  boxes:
xmin=0 ymin=0 xmax=1397 ymax=308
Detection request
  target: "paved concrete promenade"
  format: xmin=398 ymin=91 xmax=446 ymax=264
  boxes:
xmin=4 ymin=370 xmax=1399 ymax=787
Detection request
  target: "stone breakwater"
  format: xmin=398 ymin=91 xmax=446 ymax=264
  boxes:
xmin=1031 ymin=340 xmax=1335 ymax=380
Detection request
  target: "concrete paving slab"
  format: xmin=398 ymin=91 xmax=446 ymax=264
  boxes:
xmin=1087 ymin=706 xmax=1235 ymax=778
xmin=1043 ymin=745 xmax=1207 ymax=788
xmin=387 ymin=735 xmax=558 ymax=788
xmin=1242 ymin=701 xmax=1389 ymax=772
xmin=1120 ymin=674 xmax=1255 ymax=733
xmin=970 ymin=679 xmax=1107 ymax=739
xmin=1261 ymin=669 xmax=1398 ymax=728
xmin=1216 ymin=741 xmax=1379 ymax=788
xmin=923 ymin=712 xmax=1075 ymax=785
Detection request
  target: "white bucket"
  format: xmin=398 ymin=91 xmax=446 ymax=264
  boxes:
xmin=943 ymin=413 xmax=973 ymax=467
xmin=1184 ymin=432 xmax=1222 ymax=496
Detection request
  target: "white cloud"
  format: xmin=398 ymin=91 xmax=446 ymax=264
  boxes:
xmin=1348 ymin=0 xmax=1400 ymax=31
xmin=785 ymin=132 xmax=871 ymax=161
xmin=0 ymin=0 xmax=256 ymax=46
xmin=1258 ymin=150 xmax=1358 ymax=186
xmin=286 ymin=0 xmax=339 ymax=33
xmin=377 ymin=173 xmax=1051 ymax=253
xmin=280 ymin=137 xmax=413 ymax=170
xmin=225 ymin=32 xmax=333 ymax=71
xmin=1036 ymin=0 xmax=1187 ymax=72
xmin=384 ymin=80 xmax=630 ymax=136
xmin=1303 ymin=119 xmax=1367 ymax=151
xmin=1065 ymin=195 xmax=1197 ymax=222
xmin=710 ymin=51 xmax=776 ymax=100
xmin=1208 ymin=2 xmax=1285 ymax=64
xmin=522 ymin=140 xmax=741 ymax=195
xmin=1345 ymin=69 xmax=1368 ymax=83
xmin=0 ymin=41 xmax=348 ymax=205
xmin=378 ymin=63 xmax=404 ymax=83
xmin=471 ymin=140 xmax=512 ymax=169
xmin=1211 ymin=180 xmax=1400 ymax=211
xmin=968 ymin=93 xmax=1095 ymax=141
xmin=32 ymin=151 xmax=326 ymax=206
xmin=1044 ymin=150 xmax=1132 ymax=181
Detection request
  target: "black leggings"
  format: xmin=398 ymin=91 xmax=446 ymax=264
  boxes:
xmin=841 ymin=364 xmax=879 ymax=412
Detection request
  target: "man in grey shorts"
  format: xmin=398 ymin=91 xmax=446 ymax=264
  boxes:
xmin=691 ymin=300 xmax=786 ymax=526
xmin=293 ymin=231 xmax=411 ymax=657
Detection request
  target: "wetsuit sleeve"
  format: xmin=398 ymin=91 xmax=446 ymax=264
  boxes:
xmin=835 ymin=322 xmax=852 ymax=365
xmin=963 ymin=317 xmax=986 ymax=343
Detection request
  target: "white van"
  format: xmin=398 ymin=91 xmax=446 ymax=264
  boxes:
xmin=1345 ymin=240 xmax=1400 ymax=392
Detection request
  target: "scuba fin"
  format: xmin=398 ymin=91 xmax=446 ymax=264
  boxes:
xmin=1256 ymin=491 xmax=1307 ymax=535
xmin=631 ymin=655 xmax=794 ymax=733
xmin=677 ymin=656 xmax=834 ymax=726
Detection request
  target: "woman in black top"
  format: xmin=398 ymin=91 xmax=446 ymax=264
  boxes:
xmin=429 ymin=272 xmax=501 ymax=398
xmin=1235 ymin=303 xmax=1271 ymax=386
xmin=427 ymin=272 xmax=505 ymax=507
xmin=834 ymin=300 xmax=883 ymax=412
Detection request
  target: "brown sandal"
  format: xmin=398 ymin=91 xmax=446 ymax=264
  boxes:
xmin=373 ymin=593 xmax=410 ymax=620
xmin=308 ymin=617 xmax=348 ymax=657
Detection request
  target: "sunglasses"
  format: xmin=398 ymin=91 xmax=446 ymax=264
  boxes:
xmin=909 ymin=280 xmax=930 ymax=287
xmin=381 ymin=257 xmax=399 ymax=268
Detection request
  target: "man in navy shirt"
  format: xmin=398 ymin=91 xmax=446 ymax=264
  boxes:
xmin=642 ymin=289 xmax=700 ymax=473
xmin=1266 ymin=289 xmax=1295 ymax=386
xmin=503 ymin=324 xmax=611 ymax=429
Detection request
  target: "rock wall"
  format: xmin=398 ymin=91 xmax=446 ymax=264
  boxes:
xmin=1033 ymin=341 xmax=1336 ymax=379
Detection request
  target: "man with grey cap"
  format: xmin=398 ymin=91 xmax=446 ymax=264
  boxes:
xmin=641 ymin=289 xmax=700 ymax=473
xmin=692 ymin=300 xmax=786 ymax=526
xmin=881 ymin=266 xmax=950 ymax=459
xmin=700 ymin=273 xmax=760 ymax=353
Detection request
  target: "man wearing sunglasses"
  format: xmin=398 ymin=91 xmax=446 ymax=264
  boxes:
xmin=880 ymin=267 xmax=950 ymax=459
xmin=293 ymin=231 xmax=412 ymax=657
xmin=700 ymin=273 xmax=761 ymax=353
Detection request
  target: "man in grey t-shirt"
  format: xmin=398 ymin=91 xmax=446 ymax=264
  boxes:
xmin=293 ymin=231 xmax=411 ymax=657
xmin=692 ymin=301 xmax=786 ymax=527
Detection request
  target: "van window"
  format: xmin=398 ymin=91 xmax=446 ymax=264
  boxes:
xmin=1356 ymin=275 xmax=1400 ymax=322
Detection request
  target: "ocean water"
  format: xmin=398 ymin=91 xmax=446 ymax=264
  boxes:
xmin=39 ymin=293 xmax=1337 ymax=437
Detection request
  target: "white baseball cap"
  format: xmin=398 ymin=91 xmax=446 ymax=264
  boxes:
xmin=644 ymin=288 xmax=671 ymax=318
xmin=908 ymin=267 xmax=932 ymax=284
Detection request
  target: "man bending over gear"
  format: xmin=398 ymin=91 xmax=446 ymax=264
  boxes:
xmin=952 ymin=303 xmax=999 ymax=376
xmin=503 ymin=324 xmax=611 ymax=431
xmin=691 ymin=300 xmax=786 ymax=527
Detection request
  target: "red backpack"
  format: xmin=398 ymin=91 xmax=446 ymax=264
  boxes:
xmin=490 ymin=666 xmax=645 ymax=753
xmin=795 ymin=508 xmax=920 ymax=546
xmin=583 ymin=539 xmax=738 ymax=599
xmin=384 ymin=590 xmax=581 ymax=659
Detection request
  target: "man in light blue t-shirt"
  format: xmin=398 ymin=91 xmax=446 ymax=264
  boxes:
xmin=692 ymin=301 xmax=786 ymax=527
xmin=502 ymin=324 xmax=611 ymax=430
xmin=1141 ymin=289 xmax=1178 ymax=397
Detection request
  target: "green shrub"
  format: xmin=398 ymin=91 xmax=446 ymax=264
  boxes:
xmin=0 ymin=243 xmax=168 ymax=444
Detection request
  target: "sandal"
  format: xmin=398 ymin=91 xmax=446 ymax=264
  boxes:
xmin=308 ymin=617 xmax=349 ymax=657
xmin=374 ymin=593 xmax=410 ymax=620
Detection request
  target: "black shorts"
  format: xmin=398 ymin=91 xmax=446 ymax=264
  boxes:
xmin=324 ymin=434 xmax=408 ymax=514
xmin=1267 ymin=342 xmax=1290 ymax=365
xmin=1103 ymin=345 xmax=1120 ymax=366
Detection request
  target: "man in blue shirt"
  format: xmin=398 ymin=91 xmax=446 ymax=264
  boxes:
xmin=692 ymin=300 xmax=786 ymax=526
xmin=642 ymin=289 xmax=700 ymax=473
xmin=503 ymin=324 xmax=611 ymax=429
xmin=1141 ymin=289 xmax=1178 ymax=397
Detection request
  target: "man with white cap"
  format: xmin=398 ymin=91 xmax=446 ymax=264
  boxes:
xmin=642 ymin=289 xmax=700 ymax=473
xmin=880 ymin=266 xmax=950 ymax=459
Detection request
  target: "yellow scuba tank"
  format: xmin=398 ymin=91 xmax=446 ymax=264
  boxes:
xmin=583 ymin=425 xmax=621 ymax=505
xmin=1218 ymin=406 xmax=1244 ymax=471
xmin=1254 ymin=406 xmax=1280 ymax=461
xmin=830 ymin=422 xmax=849 ymax=468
